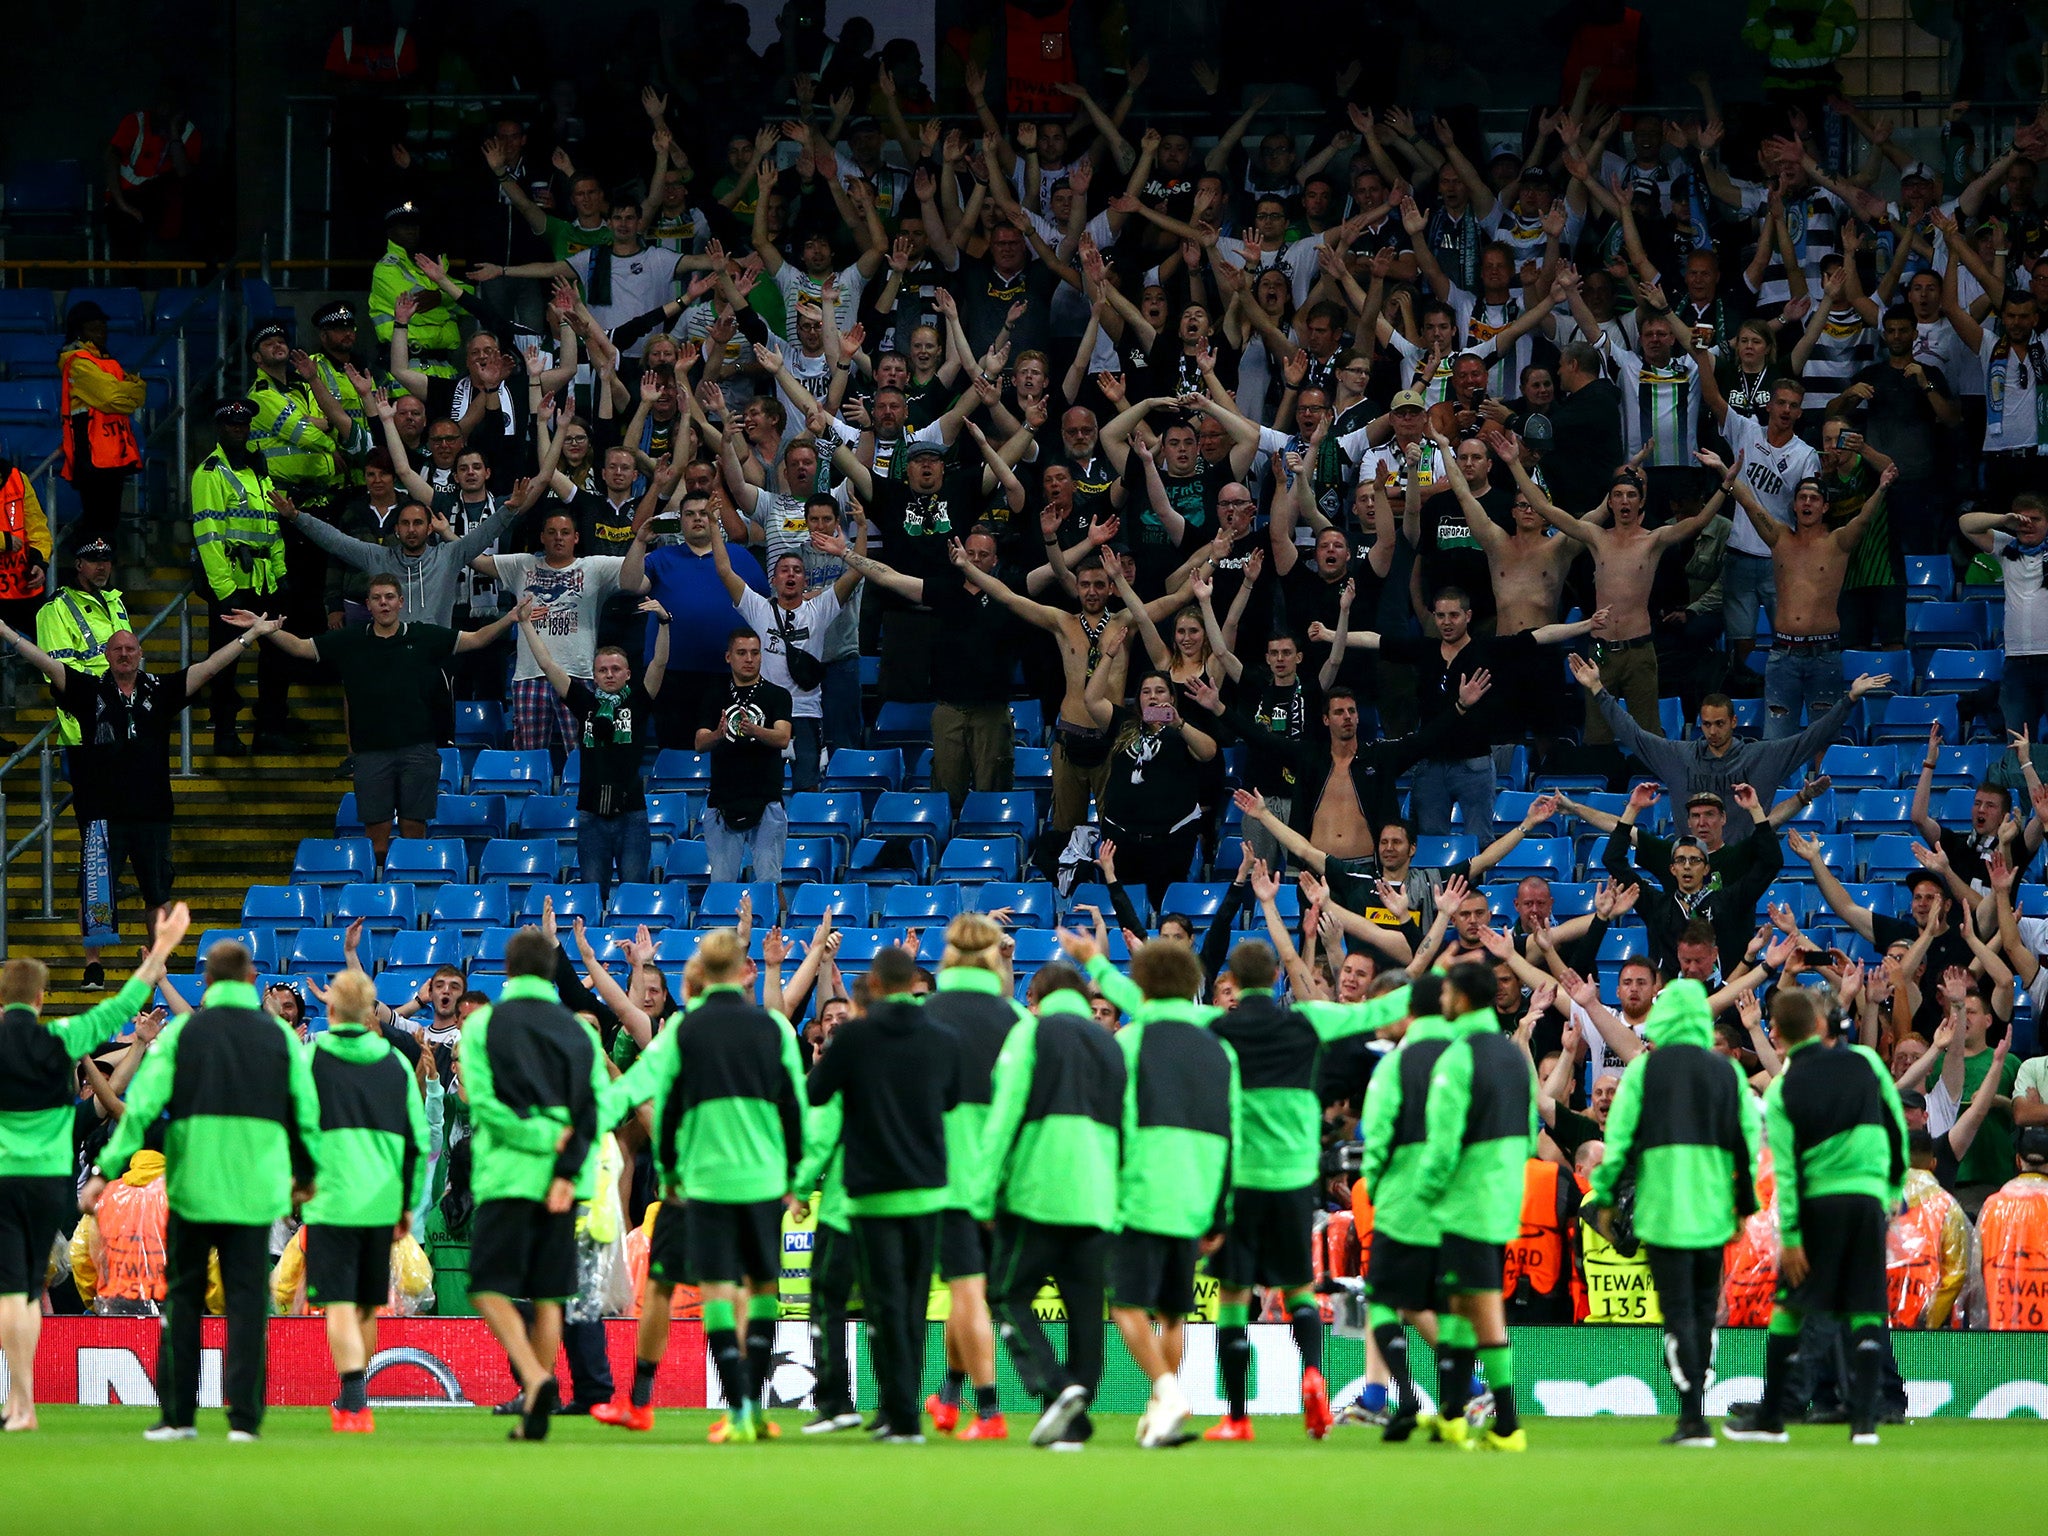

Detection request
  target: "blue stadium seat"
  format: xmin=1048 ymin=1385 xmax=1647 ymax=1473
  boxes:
xmin=934 ymin=840 xmax=1019 ymax=885
xmin=1066 ymin=881 xmax=1143 ymax=929
xmin=466 ymin=975 xmax=508 ymax=1001
xmin=1158 ymin=882 xmax=1229 ymax=923
xmin=0 ymin=332 xmax=61 ymax=379
xmin=647 ymin=749 xmax=711 ymax=792
xmin=785 ymin=791 xmax=864 ymax=856
xmin=645 ymin=791 xmax=699 ymax=844
xmin=1490 ymin=791 xmax=1562 ymax=836
xmin=848 ymin=836 xmax=927 ymax=884
xmin=904 ymin=749 xmax=933 ymax=789
xmin=956 ymin=791 xmax=1039 ymax=846
xmin=1861 ymin=836 xmax=1924 ymax=881
xmin=1933 ymin=786 xmax=1982 ymax=825
xmin=664 ymin=841 xmax=712 ymax=890
xmin=1800 ymin=833 xmax=1857 ymax=874
xmin=1413 ymin=835 xmax=1477 ymax=871
xmin=287 ymin=929 xmax=351 ymax=976
xmin=1493 ymin=838 xmax=1572 ymax=877
xmin=1868 ymin=696 xmax=1959 ymax=745
xmin=377 ymin=971 xmax=436 ymax=1009
xmin=1841 ymin=649 xmax=1912 ymax=691
xmin=824 ymin=748 xmax=906 ymax=794
xmin=516 ymin=794 xmax=578 ymax=836
xmin=521 ymin=883 xmax=602 ymax=921
xmin=476 ymin=838 xmax=564 ymax=896
xmin=333 ymin=792 xmax=377 ymax=838
xmin=1545 ymin=882 xmax=1597 ymax=918
xmin=330 ymin=883 xmax=420 ymax=937
xmin=64 ymin=286 xmax=144 ymax=332
xmin=383 ymin=837 xmax=469 ymax=887
xmin=1658 ymin=696 xmax=1686 ymax=741
xmin=1841 ymin=882 xmax=1906 ymax=919
xmin=868 ymin=791 xmax=951 ymax=849
xmin=1730 ymin=698 xmax=1765 ymax=737
xmin=242 ymin=885 xmax=324 ymax=938
xmin=1928 ymin=745 xmax=1993 ymax=789
xmin=974 ymin=882 xmax=1059 ymax=928
xmin=428 ymin=884 xmax=512 ymax=934
xmin=871 ymin=701 xmax=936 ymax=748
xmin=469 ymin=928 xmax=520 ymax=974
xmin=1820 ymin=745 xmax=1899 ymax=791
xmin=292 ymin=837 xmax=375 ymax=888
xmin=1904 ymin=556 xmax=1951 ymax=601
xmin=453 ymin=701 xmax=505 ymax=747
xmin=1010 ymin=699 xmax=1045 ymax=745
xmin=1840 ymin=789 xmax=1917 ymax=837
xmin=469 ymin=750 xmax=551 ymax=799
xmin=1919 ymin=649 xmax=1999 ymax=695
xmin=696 ymin=881 xmax=778 ymax=926
xmin=195 ymin=928 xmax=277 ymax=976
xmin=386 ymin=930 xmax=474 ymax=971
xmin=0 ymin=379 xmax=57 ymax=422
xmin=1906 ymin=602 xmax=1989 ymax=650
xmin=0 ymin=290 xmax=54 ymax=334
xmin=430 ymin=793 xmax=509 ymax=851
xmin=829 ymin=929 xmax=909 ymax=968
xmin=605 ymin=883 xmax=690 ymax=928
xmin=438 ymin=748 xmax=463 ymax=791
xmin=1013 ymin=748 xmax=1053 ymax=793
xmin=1596 ymin=927 xmax=1648 ymax=966
xmin=788 ymin=883 xmax=875 ymax=924
xmin=880 ymin=885 xmax=963 ymax=924
xmin=1483 ymin=884 xmax=1518 ymax=922
xmin=779 ymin=838 xmax=839 ymax=884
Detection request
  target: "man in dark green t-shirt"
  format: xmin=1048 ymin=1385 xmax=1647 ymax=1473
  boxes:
xmin=233 ymin=578 xmax=529 ymax=858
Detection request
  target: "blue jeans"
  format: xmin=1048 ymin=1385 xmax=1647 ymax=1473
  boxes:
xmin=703 ymin=802 xmax=788 ymax=884
xmin=821 ymin=655 xmax=863 ymax=753
xmin=1764 ymin=643 xmax=1844 ymax=740
xmin=576 ymin=807 xmax=649 ymax=901
xmin=792 ymin=716 xmax=823 ymax=793
xmin=1721 ymin=551 xmax=1777 ymax=645
xmin=1410 ymin=755 xmax=1496 ymax=838
xmin=2000 ymin=653 xmax=2048 ymax=739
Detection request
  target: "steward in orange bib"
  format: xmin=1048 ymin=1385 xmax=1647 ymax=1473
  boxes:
xmin=1975 ymin=1126 xmax=2048 ymax=1332
xmin=1888 ymin=1132 xmax=1970 ymax=1329
xmin=1504 ymin=1157 xmax=1582 ymax=1324
xmin=58 ymin=303 xmax=144 ymax=546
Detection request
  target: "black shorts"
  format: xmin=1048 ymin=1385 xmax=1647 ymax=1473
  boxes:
xmin=1208 ymin=1184 xmax=1317 ymax=1291
xmin=1438 ymin=1233 xmax=1505 ymax=1295
xmin=647 ymin=1199 xmax=691 ymax=1287
xmin=468 ymin=1198 xmax=577 ymax=1302
xmin=681 ymin=1198 xmax=784 ymax=1287
xmin=939 ymin=1208 xmax=992 ymax=1281
xmin=1366 ymin=1232 xmax=1439 ymax=1313
xmin=1108 ymin=1229 xmax=1199 ymax=1318
xmin=303 ymin=1223 xmax=391 ymax=1311
xmin=353 ymin=742 xmax=442 ymax=825
xmin=1779 ymin=1193 xmax=1888 ymax=1316
xmin=0 ymin=1176 xmax=71 ymax=1297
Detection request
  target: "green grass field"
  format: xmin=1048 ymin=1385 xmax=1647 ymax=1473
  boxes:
xmin=8 ymin=1409 xmax=2041 ymax=1534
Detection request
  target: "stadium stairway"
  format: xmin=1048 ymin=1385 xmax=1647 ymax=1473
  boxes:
xmin=2 ymin=558 xmax=346 ymax=1003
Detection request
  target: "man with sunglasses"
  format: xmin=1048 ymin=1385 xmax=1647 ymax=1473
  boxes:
xmin=1604 ymin=780 xmax=1785 ymax=979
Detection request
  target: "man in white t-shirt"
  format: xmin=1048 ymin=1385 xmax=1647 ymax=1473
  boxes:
xmin=1945 ymin=283 xmax=2045 ymax=514
xmin=475 ymin=509 xmax=625 ymax=756
xmin=1709 ymin=375 xmax=1820 ymax=677
xmin=709 ymin=523 xmax=861 ymax=792
xmin=1960 ymin=493 xmax=2048 ymax=742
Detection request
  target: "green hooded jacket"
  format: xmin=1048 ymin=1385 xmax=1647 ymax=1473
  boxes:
xmin=968 ymin=989 xmax=1125 ymax=1229
xmin=1764 ymin=1034 xmax=1907 ymax=1249
xmin=1359 ymin=1014 xmax=1458 ymax=1245
xmin=303 ymin=1023 xmax=431 ymax=1228
xmin=794 ymin=1092 xmax=852 ymax=1234
xmin=458 ymin=975 xmax=607 ymax=1204
xmin=0 ymin=975 xmax=154 ymax=1178
xmin=1416 ymin=1008 xmax=1539 ymax=1246
xmin=636 ymin=984 xmax=805 ymax=1204
xmin=1586 ymin=979 xmax=1761 ymax=1249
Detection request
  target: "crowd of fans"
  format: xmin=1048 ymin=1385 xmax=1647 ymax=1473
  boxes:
xmin=14 ymin=9 xmax=2048 ymax=1357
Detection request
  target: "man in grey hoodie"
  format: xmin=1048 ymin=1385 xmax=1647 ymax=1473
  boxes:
xmin=269 ymin=490 xmax=529 ymax=626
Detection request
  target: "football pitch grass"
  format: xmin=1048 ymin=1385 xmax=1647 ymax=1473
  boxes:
xmin=8 ymin=1409 xmax=2041 ymax=1534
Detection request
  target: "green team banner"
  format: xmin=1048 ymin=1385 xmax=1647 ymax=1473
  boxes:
xmin=830 ymin=1325 xmax=2048 ymax=1419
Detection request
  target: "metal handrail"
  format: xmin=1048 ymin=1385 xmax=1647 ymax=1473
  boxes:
xmin=0 ymin=579 xmax=197 ymax=952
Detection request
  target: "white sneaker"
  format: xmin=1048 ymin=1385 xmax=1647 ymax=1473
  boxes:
xmin=1030 ymin=1384 xmax=1090 ymax=1448
xmin=1134 ymin=1399 xmax=1156 ymax=1446
xmin=1143 ymin=1378 xmax=1191 ymax=1448
xmin=143 ymin=1424 xmax=196 ymax=1442
xmin=227 ymin=1430 xmax=260 ymax=1444
xmin=1850 ymin=1432 xmax=1880 ymax=1447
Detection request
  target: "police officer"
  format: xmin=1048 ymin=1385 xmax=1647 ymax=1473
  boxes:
xmin=249 ymin=321 xmax=342 ymax=678
xmin=309 ymin=300 xmax=372 ymax=478
xmin=191 ymin=398 xmax=288 ymax=755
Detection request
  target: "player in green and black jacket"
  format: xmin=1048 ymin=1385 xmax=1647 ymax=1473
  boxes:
xmin=0 ymin=905 xmax=184 ymax=1433
xmin=1358 ymin=973 xmax=1460 ymax=1442
xmin=969 ymin=961 xmax=1125 ymax=1447
xmin=457 ymin=928 xmax=606 ymax=1442
xmin=1585 ymin=978 xmax=1761 ymax=1448
xmin=90 ymin=932 xmax=322 ymax=1441
xmin=1725 ymin=985 xmax=1907 ymax=1447
xmin=304 ymin=970 xmax=430 ymax=1433
xmin=793 ymin=1083 xmax=859 ymax=1434
xmin=805 ymin=946 xmax=960 ymax=1444
xmin=1079 ymin=936 xmax=1240 ymax=1450
xmin=921 ymin=914 xmax=1027 ymax=1435
xmin=595 ymin=930 xmax=804 ymax=1444
xmin=1414 ymin=960 xmax=1538 ymax=1452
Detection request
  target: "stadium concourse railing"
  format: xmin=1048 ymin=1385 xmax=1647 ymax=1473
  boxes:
xmin=0 ymin=577 xmax=197 ymax=953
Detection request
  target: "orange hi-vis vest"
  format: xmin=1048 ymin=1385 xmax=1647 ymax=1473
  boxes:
xmin=0 ymin=467 xmax=43 ymax=600
xmin=1351 ymin=1170 xmax=1376 ymax=1278
xmin=1004 ymin=0 xmax=1079 ymax=115
xmin=95 ymin=1177 xmax=168 ymax=1303
xmin=1977 ymin=1174 xmax=2048 ymax=1332
xmin=1506 ymin=1159 xmax=1579 ymax=1319
xmin=1887 ymin=1181 xmax=1960 ymax=1329
xmin=59 ymin=351 xmax=141 ymax=479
